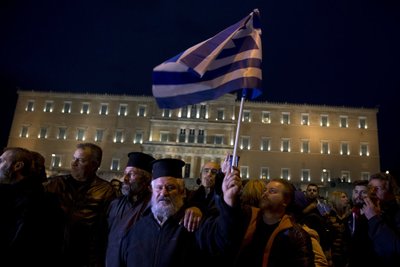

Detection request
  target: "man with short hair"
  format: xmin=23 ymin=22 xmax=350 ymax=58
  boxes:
xmin=44 ymin=143 xmax=116 ymax=267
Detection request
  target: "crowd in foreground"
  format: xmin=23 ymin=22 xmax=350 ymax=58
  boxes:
xmin=0 ymin=143 xmax=399 ymax=267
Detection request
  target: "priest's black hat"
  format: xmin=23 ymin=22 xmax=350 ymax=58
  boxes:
xmin=127 ymin=152 xmax=155 ymax=173
xmin=151 ymin=158 xmax=185 ymax=180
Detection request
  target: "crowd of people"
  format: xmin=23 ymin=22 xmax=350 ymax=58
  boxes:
xmin=1 ymin=143 xmax=399 ymax=267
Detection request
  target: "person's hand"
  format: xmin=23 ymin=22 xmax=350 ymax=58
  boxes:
xmin=222 ymin=166 xmax=242 ymax=207
xmin=221 ymin=153 xmax=231 ymax=175
xmin=362 ymin=196 xmax=380 ymax=220
xmin=180 ymin=207 xmax=202 ymax=232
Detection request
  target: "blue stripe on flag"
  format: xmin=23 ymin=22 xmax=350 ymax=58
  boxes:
xmin=155 ymin=77 xmax=262 ymax=109
xmin=152 ymin=9 xmax=262 ymax=109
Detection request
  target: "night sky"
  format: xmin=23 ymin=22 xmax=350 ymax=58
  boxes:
xmin=1 ymin=0 xmax=399 ymax=175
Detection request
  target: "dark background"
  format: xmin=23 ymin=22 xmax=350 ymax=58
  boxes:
xmin=1 ymin=0 xmax=399 ymax=176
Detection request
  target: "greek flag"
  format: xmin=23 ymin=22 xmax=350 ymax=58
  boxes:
xmin=152 ymin=9 xmax=262 ymax=109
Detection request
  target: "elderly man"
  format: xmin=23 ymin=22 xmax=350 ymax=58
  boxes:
xmin=120 ymin=158 xmax=243 ymax=267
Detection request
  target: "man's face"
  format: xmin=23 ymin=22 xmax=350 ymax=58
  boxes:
xmin=70 ymin=148 xmax=96 ymax=181
xmin=201 ymin=162 xmax=220 ymax=189
xmin=0 ymin=150 xmax=14 ymax=184
xmin=306 ymin=185 xmax=319 ymax=200
xmin=122 ymin=166 xmax=150 ymax=195
xmin=151 ymin=177 xmax=184 ymax=221
xmin=352 ymin=185 xmax=368 ymax=207
xmin=368 ymin=179 xmax=389 ymax=202
xmin=260 ymin=181 xmax=286 ymax=212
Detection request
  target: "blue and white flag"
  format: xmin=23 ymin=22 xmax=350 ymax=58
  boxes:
xmin=152 ymin=9 xmax=262 ymax=109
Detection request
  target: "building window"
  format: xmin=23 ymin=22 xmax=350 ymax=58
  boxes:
xmin=20 ymin=126 xmax=29 ymax=138
xmin=240 ymin=166 xmax=249 ymax=179
xmin=214 ymin=135 xmax=223 ymax=145
xmin=26 ymin=100 xmax=35 ymax=112
xmin=190 ymin=105 xmax=197 ymax=118
xmin=51 ymin=154 xmax=62 ymax=168
xmin=180 ymin=106 xmax=188 ymax=118
xmin=262 ymin=111 xmax=271 ymax=124
xmin=301 ymin=140 xmax=310 ymax=153
xmin=321 ymin=169 xmax=330 ymax=182
xmin=81 ymin=103 xmax=90 ymax=114
xmin=76 ymin=129 xmax=85 ymax=141
xmin=340 ymin=116 xmax=348 ymax=128
xmin=95 ymin=129 xmax=104 ymax=142
xmin=114 ymin=130 xmax=124 ymax=143
xmin=242 ymin=110 xmax=251 ymax=122
xmin=62 ymin=101 xmax=72 ymax=114
xmin=162 ymin=109 xmax=171 ymax=118
xmin=281 ymin=112 xmax=290 ymax=124
xmin=360 ymin=143 xmax=369 ymax=156
xmin=197 ymin=129 xmax=205 ymax=144
xmin=99 ymin=104 xmax=108 ymax=115
xmin=281 ymin=168 xmax=290 ymax=180
xmin=188 ymin=129 xmax=195 ymax=143
xmin=57 ymin=127 xmax=67 ymax=140
xmin=260 ymin=167 xmax=269 ymax=179
xmin=341 ymin=142 xmax=350 ymax=155
xmin=179 ymin=129 xmax=186 ymax=143
xmin=217 ymin=109 xmax=224 ymax=120
xmin=134 ymin=131 xmax=143 ymax=144
xmin=320 ymin=115 xmax=329 ymax=127
xmin=359 ymin=117 xmax=367 ymax=129
xmin=137 ymin=105 xmax=146 ymax=117
xmin=341 ymin=171 xmax=351 ymax=183
xmin=118 ymin=104 xmax=128 ymax=116
xmin=38 ymin=127 xmax=47 ymax=139
xmin=110 ymin=159 xmax=120 ymax=171
xmin=301 ymin=113 xmax=309 ymax=126
xmin=199 ymin=105 xmax=207 ymax=119
xmin=321 ymin=141 xmax=330 ymax=154
xmin=261 ymin=137 xmax=270 ymax=151
xmin=301 ymin=169 xmax=310 ymax=182
xmin=160 ymin=132 xmax=169 ymax=142
xmin=281 ymin=139 xmax=290 ymax=152
xmin=361 ymin=172 xmax=370 ymax=180
xmin=241 ymin=136 xmax=250 ymax=150
xmin=44 ymin=101 xmax=53 ymax=113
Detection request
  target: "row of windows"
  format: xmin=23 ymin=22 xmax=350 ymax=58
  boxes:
xmin=240 ymin=166 xmax=370 ymax=182
xmin=20 ymin=125 xmax=370 ymax=156
xmin=25 ymin=100 xmax=369 ymax=129
xmin=49 ymin=153 xmax=370 ymax=182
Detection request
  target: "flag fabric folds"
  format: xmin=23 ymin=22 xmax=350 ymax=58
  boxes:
xmin=152 ymin=9 xmax=262 ymax=109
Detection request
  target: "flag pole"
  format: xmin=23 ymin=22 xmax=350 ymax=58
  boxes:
xmin=232 ymin=90 xmax=246 ymax=167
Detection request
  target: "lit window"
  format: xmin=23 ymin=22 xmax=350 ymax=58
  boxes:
xmin=301 ymin=113 xmax=309 ymax=126
xmin=81 ymin=103 xmax=90 ymax=114
xmin=26 ymin=100 xmax=35 ymax=112
xmin=62 ymin=102 xmax=71 ymax=113
xmin=118 ymin=104 xmax=128 ymax=116
xmin=44 ymin=101 xmax=53 ymax=112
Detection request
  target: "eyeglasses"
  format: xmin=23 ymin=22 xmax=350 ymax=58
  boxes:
xmin=202 ymin=168 xmax=219 ymax=175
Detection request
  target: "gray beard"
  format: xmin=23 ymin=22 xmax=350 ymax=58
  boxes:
xmin=151 ymin=196 xmax=184 ymax=224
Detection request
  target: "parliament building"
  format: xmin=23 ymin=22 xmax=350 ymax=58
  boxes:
xmin=7 ymin=90 xmax=380 ymax=190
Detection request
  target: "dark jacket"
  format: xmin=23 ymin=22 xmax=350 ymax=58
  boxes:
xmin=367 ymin=199 xmax=400 ymax=267
xmin=120 ymin=195 xmax=243 ymax=267
xmin=0 ymin=178 xmax=65 ymax=267
xmin=44 ymin=174 xmax=116 ymax=267
xmin=105 ymin=189 xmax=151 ymax=267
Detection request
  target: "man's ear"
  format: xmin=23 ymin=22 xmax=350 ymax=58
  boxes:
xmin=13 ymin=161 xmax=24 ymax=172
